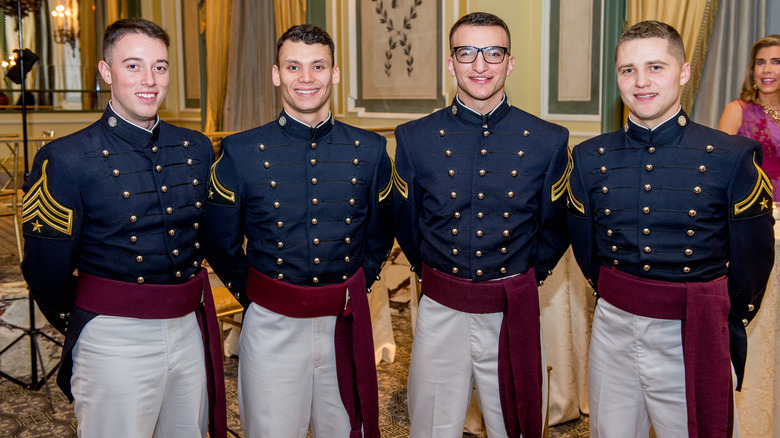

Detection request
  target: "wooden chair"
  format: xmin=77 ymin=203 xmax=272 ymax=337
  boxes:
xmin=211 ymin=286 xmax=243 ymax=357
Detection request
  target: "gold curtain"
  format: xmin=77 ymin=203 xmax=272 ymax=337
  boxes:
xmin=626 ymin=0 xmax=721 ymax=112
xmin=273 ymin=0 xmax=307 ymax=39
xmin=202 ymin=0 xmax=232 ymax=132
xmin=79 ymin=0 xmax=97 ymax=110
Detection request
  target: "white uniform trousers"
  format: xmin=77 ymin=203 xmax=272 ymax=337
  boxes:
xmin=408 ymin=295 xmax=548 ymax=438
xmin=238 ymin=302 xmax=351 ymax=438
xmin=589 ymin=298 xmax=739 ymax=438
xmin=72 ymin=312 xmax=208 ymax=438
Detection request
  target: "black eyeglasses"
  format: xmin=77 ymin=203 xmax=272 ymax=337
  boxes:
xmin=451 ymin=46 xmax=509 ymax=64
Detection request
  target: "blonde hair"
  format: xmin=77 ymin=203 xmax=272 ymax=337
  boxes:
xmin=740 ymin=34 xmax=780 ymax=103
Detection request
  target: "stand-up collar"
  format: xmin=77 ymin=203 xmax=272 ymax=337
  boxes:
xmin=450 ymin=94 xmax=511 ymax=128
xmin=101 ymin=105 xmax=159 ymax=148
xmin=277 ymin=110 xmax=335 ymax=141
xmin=624 ymin=109 xmax=690 ymax=146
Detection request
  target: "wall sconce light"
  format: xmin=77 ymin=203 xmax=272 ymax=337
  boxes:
xmin=51 ymin=3 xmax=76 ymax=49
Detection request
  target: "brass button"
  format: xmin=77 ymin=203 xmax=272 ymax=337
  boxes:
xmin=277 ymin=221 xmax=284 ymax=228
xmin=602 ymin=187 xmax=609 ymax=194
xmin=483 ymin=131 xmax=490 ymax=138
xmin=151 ymin=146 xmax=158 ymax=153
xmin=439 ymin=130 xmax=446 ymax=137
xmin=113 ymin=169 xmax=120 ymax=177
xmin=312 ymin=198 xmax=319 ymax=205
xmin=481 ymin=149 xmax=487 ymax=155
xmin=502 ymin=230 xmax=510 ymax=237
xmin=685 ymin=248 xmax=693 ymax=256
xmin=168 ymin=229 xmax=175 ymax=236
xmin=175 ymin=271 xmax=181 ymax=278
xmin=687 ymin=229 xmax=695 ymax=237
xmin=742 ymin=319 xmax=749 ymax=327
xmin=698 ymin=165 xmax=706 ymax=173
xmin=452 ymin=248 xmax=459 ymax=255
xmin=311 ymin=178 xmax=318 ymax=185
xmin=130 ymin=215 xmax=137 ymax=223
xmin=161 ymin=186 xmax=168 ymax=192
xmin=449 ymin=170 xmax=455 ymax=176
xmin=311 ymin=218 xmax=318 ymax=225
xmin=353 ymin=158 xmax=359 ymax=165
xmin=643 ymin=228 xmax=650 ymax=235
xmin=155 ymin=165 xmax=162 ymax=172
xmin=648 ymin=147 xmax=656 ymax=154
xmin=171 ymin=249 xmax=179 ymax=256
xmin=500 ymin=267 xmax=507 ymax=274
xmin=270 ymin=181 xmax=277 ymax=188
xmin=501 ymin=247 xmax=507 ymax=254
xmin=477 ymin=212 xmax=484 ymax=219
xmin=274 ymin=202 xmax=281 ymax=209
xmin=187 ymin=159 xmax=193 ymax=166
xmin=313 ymin=238 xmax=320 ymax=245
xmin=693 ymin=186 xmax=702 ymax=194
xmin=452 ymin=267 xmax=459 ymax=274
xmin=475 ymin=251 xmax=482 ymax=257
xmin=345 ymin=218 xmax=352 ymax=224
xmin=517 ymin=151 xmax=525 ymax=158
xmin=354 ymin=140 xmax=361 ymax=147
xmin=644 ymin=184 xmax=651 ymax=191
xmin=349 ymin=198 xmax=356 ymax=205
xmin=476 ymin=230 xmax=483 ymax=237
xmin=277 ymin=273 xmax=284 ymax=280
xmin=611 ymin=246 xmax=618 ymax=253
xmin=310 ymin=159 xmax=317 ymax=165
xmin=479 ymin=169 xmax=486 ymax=176
xmin=195 ymin=201 xmax=202 ymax=208
xmin=130 ymin=235 xmax=137 ymax=243
xmin=192 ymin=179 xmax=200 ymax=186
xmin=310 ymin=142 xmax=317 ymax=149
xmin=607 ymin=229 xmax=613 ymax=236
xmin=748 ymin=304 xmax=755 ymax=312
xmin=278 ymin=241 xmax=284 ymax=248
xmin=445 ymin=150 xmax=452 ymax=157
xmin=123 ymin=191 xmax=130 ymax=199
xmin=194 ymin=242 xmax=200 ymax=249
xmin=478 ymin=193 xmax=485 ymax=200
xmin=643 ymin=207 xmax=650 ymax=214
xmin=137 ymin=277 xmax=144 ymax=284
xmin=264 ymin=161 xmax=270 ymax=168
xmin=598 ymin=147 xmax=605 ymax=155
xmin=102 ymin=150 xmax=110 ymax=157
xmin=600 ymin=166 xmax=607 ymax=174
xmin=277 ymin=258 xmax=283 ymax=265
xmin=451 ymin=192 xmax=457 ymax=199
xmin=166 ymin=207 xmax=173 ymax=214
xmin=503 ymin=212 xmax=510 ymax=219
xmin=451 ymin=228 xmax=458 ymax=235
xmin=136 ymin=255 xmax=143 ymax=262
xmin=476 ymin=269 xmax=484 ymax=276
xmin=706 ymin=145 xmax=714 ymax=152
xmin=345 ymin=237 xmax=352 ymax=244
xmin=507 ymin=191 xmax=514 ymax=198
xmin=259 ymin=144 xmax=266 ymax=151
xmin=689 ymin=210 xmax=697 ymax=217
xmin=645 ymin=164 xmax=653 ymax=171
xmin=644 ymin=246 xmax=651 ymax=253
xmin=523 ymin=130 xmax=530 ymax=137
xmin=351 ymin=178 xmax=358 ymax=185
xmin=314 ymin=258 xmax=320 ymax=264
xmin=643 ymin=265 xmax=650 ymax=271
xmin=344 ymin=256 xmax=350 ymax=263
xmin=604 ymin=209 xmax=612 ymax=216
xmin=511 ymin=170 xmax=518 ymax=177
xmin=683 ymin=267 xmax=691 ymax=273
xmin=613 ymin=259 xmax=619 ymax=265
xmin=313 ymin=277 xmax=320 ymax=284
xmin=183 ymin=140 xmax=190 ymax=147
xmin=454 ymin=212 xmax=461 ymax=219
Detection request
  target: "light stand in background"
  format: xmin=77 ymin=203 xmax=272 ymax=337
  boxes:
xmin=0 ymin=0 xmax=61 ymax=411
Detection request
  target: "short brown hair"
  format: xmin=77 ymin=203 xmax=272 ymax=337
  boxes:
xmin=616 ymin=20 xmax=685 ymax=66
xmin=449 ymin=12 xmax=511 ymax=52
xmin=276 ymin=24 xmax=335 ymax=66
xmin=103 ymin=18 xmax=170 ymax=64
xmin=740 ymin=34 xmax=780 ymax=103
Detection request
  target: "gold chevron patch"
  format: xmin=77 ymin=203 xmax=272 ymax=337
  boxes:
xmin=22 ymin=159 xmax=74 ymax=237
xmin=734 ymin=153 xmax=773 ymax=218
xmin=208 ymin=153 xmax=236 ymax=204
xmin=378 ymin=175 xmax=393 ymax=204
xmin=552 ymin=147 xmax=573 ymax=202
xmin=391 ymin=159 xmax=409 ymax=200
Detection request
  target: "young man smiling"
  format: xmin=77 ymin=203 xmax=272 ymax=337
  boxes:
xmin=567 ymin=20 xmax=774 ymax=438
xmin=21 ymin=18 xmax=224 ymax=437
xmin=393 ymin=11 xmax=570 ymax=438
xmin=203 ymin=24 xmax=392 ymax=438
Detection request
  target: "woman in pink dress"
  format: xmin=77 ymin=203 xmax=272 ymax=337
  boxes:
xmin=720 ymin=34 xmax=780 ymax=201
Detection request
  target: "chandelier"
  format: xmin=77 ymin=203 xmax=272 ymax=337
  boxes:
xmin=51 ymin=4 xmax=76 ymax=49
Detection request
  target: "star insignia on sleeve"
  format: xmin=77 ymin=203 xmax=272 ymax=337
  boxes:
xmin=31 ymin=220 xmax=43 ymax=232
xmin=760 ymin=197 xmax=769 ymax=210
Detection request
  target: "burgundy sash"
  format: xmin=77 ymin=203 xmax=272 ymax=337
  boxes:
xmin=421 ymin=264 xmax=542 ymax=438
xmin=76 ymin=268 xmax=227 ymax=438
xmin=598 ymin=266 xmax=733 ymax=438
xmin=246 ymin=267 xmax=379 ymax=438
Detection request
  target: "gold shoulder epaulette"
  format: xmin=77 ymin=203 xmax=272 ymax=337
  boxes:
xmin=22 ymin=159 xmax=74 ymax=237
xmin=733 ymin=153 xmax=773 ymax=219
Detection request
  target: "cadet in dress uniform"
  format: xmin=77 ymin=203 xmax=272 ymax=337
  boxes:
xmin=202 ymin=24 xmax=392 ymax=438
xmin=393 ymin=12 xmax=570 ymax=438
xmin=567 ymin=21 xmax=774 ymax=438
xmin=20 ymin=19 xmax=225 ymax=438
